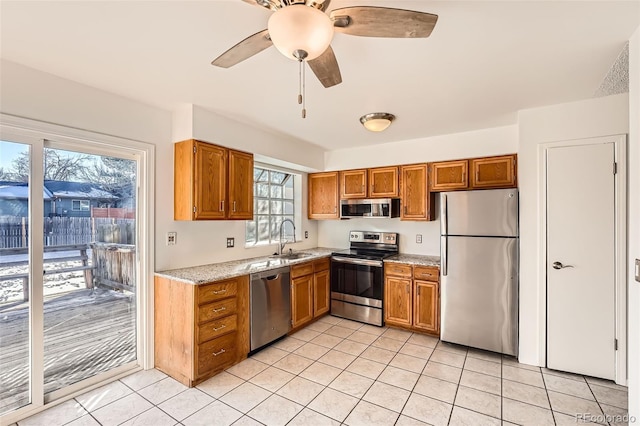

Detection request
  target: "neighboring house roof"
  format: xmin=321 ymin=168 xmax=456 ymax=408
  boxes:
xmin=0 ymin=183 xmax=53 ymax=200
xmin=44 ymin=180 xmax=117 ymax=199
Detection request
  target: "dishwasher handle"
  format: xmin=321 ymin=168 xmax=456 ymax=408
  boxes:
xmin=251 ymin=266 xmax=290 ymax=281
xmin=265 ymin=274 xmax=280 ymax=281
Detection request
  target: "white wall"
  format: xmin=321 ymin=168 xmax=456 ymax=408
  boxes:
xmin=318 ymin=125 xmax=518 ymax=253
xmin=627 ymin=26 xmax=639 ymax=420
xmin=0 ymin=60 xmax=324 ymax=272
xmin=517 ymin=93 xmax=630 ymax=366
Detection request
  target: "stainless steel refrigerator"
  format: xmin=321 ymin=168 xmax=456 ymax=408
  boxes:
xmin=440 ymin=188 xmax=519 ymax=356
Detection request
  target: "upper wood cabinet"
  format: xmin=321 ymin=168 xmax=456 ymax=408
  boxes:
xmin=430 ymin=154 xmax=518 ymax=192
xmin=174 ymin=139 xmax=253 ymax=221
xmin=339 ymin=169 xmax=367 ymax=199
xmin=470 ymin=154 xmax=517 ymax=189
xmin=308 ymin=172 xmax=339 ymax=219
xmin=227 ymin=150 xmax=254 ymax=220
xmin=401 ymin=164 xmax=435 ymax=221
xmin=430 ymin=160 xmax=469 ymax=192
xmin=369 ymin=166 xmax=399 ymax=198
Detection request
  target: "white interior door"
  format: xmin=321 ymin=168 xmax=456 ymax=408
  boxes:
xmin=546 ymin=142 xmax=616 ymax=379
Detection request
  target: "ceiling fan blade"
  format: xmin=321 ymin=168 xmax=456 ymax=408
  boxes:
xmin=241 ymin=0 xmax=277 ymax=12
xmin=211 ymin=29 xmax=272 ymax=68
xmin=330 ymin=7 xmax=438 ymax=38
xmin=308 ymin=45 xmax=342 ymax=88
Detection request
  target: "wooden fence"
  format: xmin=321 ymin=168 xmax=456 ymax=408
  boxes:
xmin=91 ymin=207 xmax=135 ymax=219
xmin=0 ymin=216 xmax=135 ymax=248
xmin=91 ymin=243 xmax=136 ymax=292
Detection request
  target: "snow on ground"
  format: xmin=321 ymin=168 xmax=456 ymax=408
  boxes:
xmin=0 ymin=251 xmax=92 ymax=303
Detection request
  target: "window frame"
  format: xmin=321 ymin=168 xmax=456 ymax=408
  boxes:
xmin=71 ymin=199 xmax=90 ymax=211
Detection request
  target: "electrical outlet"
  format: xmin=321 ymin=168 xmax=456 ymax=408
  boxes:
xmin=305 ymin=231 xmax=309 ymax=239
xmin=166 ymin=232 xmax=177 ymax=246
xmin=226 ymin=237 xmax=235 ymax=248
xmin=635 ymin=259 xmax=640 ymax=282
xmin=416 ymin=234 xmax=422 ymax=244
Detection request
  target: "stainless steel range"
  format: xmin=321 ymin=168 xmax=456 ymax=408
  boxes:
xmin=330 ymin=231 xmax=399 ymax=326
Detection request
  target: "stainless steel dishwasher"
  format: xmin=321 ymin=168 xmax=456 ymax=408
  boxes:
xmin=250 ymin=266 xmax=291 ymax=352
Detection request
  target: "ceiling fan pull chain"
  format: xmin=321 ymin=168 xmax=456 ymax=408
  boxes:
xmin=298 ymin=58 xmax=303 ymax=105
xmin=302 ymin=60 xmax=307 ymax=118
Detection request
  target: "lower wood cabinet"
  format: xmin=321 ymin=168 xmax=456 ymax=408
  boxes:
xmin=384 ymin=263 xmax=440 ymax=335
xmin=154 ymin=274 xmax=249 ymax=387
xmin=291 ymin=257 xmax=330 ymax=329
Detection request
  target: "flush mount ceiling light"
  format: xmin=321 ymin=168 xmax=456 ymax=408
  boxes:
xmin=360 ymin=113 xmax=395 ymax=132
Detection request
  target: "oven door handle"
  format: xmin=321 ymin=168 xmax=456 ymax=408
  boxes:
xmin=331 ymin=256 xmax=384 ymax=267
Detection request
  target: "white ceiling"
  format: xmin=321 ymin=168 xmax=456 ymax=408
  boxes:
xmin=1 ymin=1 xmax=638 ymax=150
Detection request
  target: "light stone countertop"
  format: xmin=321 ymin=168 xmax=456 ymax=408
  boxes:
xmin=155 ymin=247 xmax=336 ymax=285
xmin=384 ymin=253 xmax=441 ymax=267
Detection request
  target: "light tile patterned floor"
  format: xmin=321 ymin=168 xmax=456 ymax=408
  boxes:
xmin=16 ymin=315 xmax=630 ymax=426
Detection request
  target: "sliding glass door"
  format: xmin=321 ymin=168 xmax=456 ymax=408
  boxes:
xmin=0 ymin=127 xmax=149 ymax=421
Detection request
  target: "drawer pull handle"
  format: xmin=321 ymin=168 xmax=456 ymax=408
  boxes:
xmin=212 ymin=348 xmax=226 ymax=357
xmin=213 ymin=324 xmax=226 ymax=332
xmin=212 ymin=289 xmax=227 ymax=295
xmin=212 ymin=307 xmax=227 ymax=313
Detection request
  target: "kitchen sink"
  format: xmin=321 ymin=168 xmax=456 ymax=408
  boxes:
xmin=269 ymin=252 xmax=312 ymax=260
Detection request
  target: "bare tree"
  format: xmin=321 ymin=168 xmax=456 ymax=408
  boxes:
xmin=6 ymin=150 xmax=92 ymax=182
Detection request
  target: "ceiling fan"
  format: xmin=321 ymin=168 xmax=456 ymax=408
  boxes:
xmin=211 ymin=0 xmax=438 ymax=117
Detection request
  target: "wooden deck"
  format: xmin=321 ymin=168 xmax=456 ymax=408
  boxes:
xmin=0 ymin=288 xmax=136 ymax=414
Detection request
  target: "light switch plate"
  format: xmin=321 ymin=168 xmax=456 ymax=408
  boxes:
xmin=166 ymin=232 xmax=177 ymax=246
xmin=416 ymin=234 xmax=422 ymax=244
xmin=226 ymin=237 xmax=234 ymax=248
xmin=635 ymin=259 xmax=640 ymax=282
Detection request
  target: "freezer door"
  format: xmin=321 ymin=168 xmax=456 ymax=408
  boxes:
xmin=441 ymin=189 xmax=518 ymax=237
xmin=440 ymin=236 xmax=518 ymax=356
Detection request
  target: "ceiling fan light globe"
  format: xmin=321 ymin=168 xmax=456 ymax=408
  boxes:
xmin=267 ymin=5 xmax=334 ymax=61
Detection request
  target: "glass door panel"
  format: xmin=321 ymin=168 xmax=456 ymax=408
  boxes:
xmin=0 ymin=140 xmax=32 ymax=415
xmin=41 ymin=147 xmax=138 ymax=395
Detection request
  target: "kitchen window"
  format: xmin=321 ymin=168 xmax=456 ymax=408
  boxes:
xmin=71 ymin=199 xmax=90 ymax=211
xmin=246 ymin=166 xmax=296 ymax=246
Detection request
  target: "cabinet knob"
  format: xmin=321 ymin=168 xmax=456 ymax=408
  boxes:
xmin=212 ymin=348 xmax=226 ymax=357
xmin=212 ymin=307 xmax=226 ymax=313
xmin=212 ymin=289 xmax=227 ymax=295
xmin=233 ymin=201 xmax=237 ymax=212
xmin=213 ymin=324 xmax=227 ymax=332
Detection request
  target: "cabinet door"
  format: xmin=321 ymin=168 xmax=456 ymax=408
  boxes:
xmin=194 ymin=142 xmax=227 ymax=219
xmin=308 ymin=172 xmax=339 ymax=219
xmin=413 ymin=280 xmax=439 ymax=333
xmin=430 ymin=160 xmax=469 ymax=192
xmin=313 ymin=269 xmax=330 ymax=317
xmin=369 ymin=166 xmax=399 ymax=197
xmin=228 ymin=150 xmax=254 ymax=220
xmin=470 ymin=155 xmax=517 ymax=189
xmin=340 ymin=169 xmax=367 ymax=199
xmin=384 ymin=276 xmax=412 ymax=327
xmin=292 ymin=275 xmax=314 ymax=328
xmin=401 ymin=164 xmax=434 ymax=221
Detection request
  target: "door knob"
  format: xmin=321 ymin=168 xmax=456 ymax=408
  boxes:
xmin=552 ymin=261 xmax=574 ymax=270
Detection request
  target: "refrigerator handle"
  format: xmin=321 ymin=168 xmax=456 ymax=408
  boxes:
xmin=441 ymin=236 xmax=448 ymax=276
xmin=440 ymin=194 xmax=448 ymax=235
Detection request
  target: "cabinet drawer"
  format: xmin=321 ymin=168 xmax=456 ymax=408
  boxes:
xmin=413 ymin=266 xmax=439 ymax=281
xmin=291 ymin=262 xmax=314 ymax=279
xmin=197 ymin=298 xmax=237 ymax=324
xmin=198 ymin=314 xmax=237 ymax=343
xmin=313 ymin=257 xmax=330 ymax=272
xmin=385 ymin=263 xmax=412 ymax=278
xmin=197 ymin=280 xmax=238 ymax=305
xmin=197 ymin=332 xmax=237 ymax=377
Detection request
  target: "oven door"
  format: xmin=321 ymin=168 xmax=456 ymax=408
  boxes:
xmin=330 ymin=256 xmax=384 ymax=308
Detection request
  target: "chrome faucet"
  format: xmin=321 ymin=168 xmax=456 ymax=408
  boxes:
xmin=278 ymin=218 xmax=296 ymax=255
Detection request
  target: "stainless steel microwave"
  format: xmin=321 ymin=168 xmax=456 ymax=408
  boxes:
xmin=340 ymin=198 xmax=400 ymax=219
